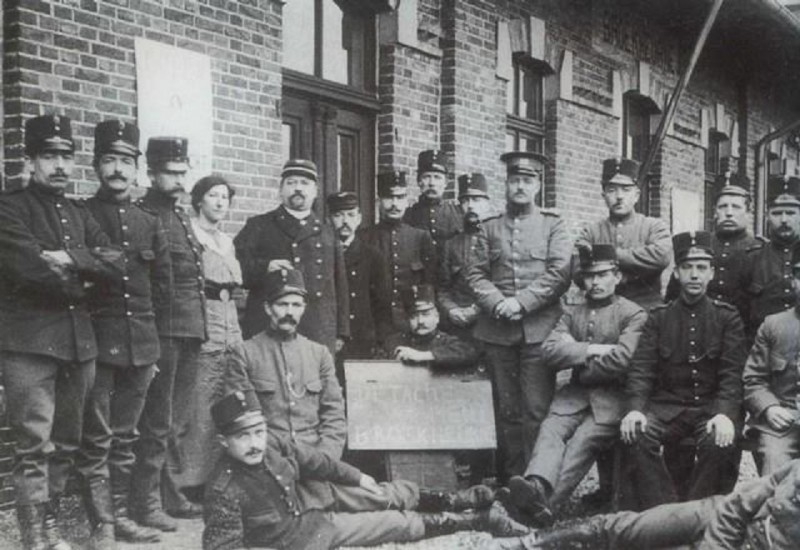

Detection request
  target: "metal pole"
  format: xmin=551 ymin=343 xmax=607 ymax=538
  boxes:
xmin=638 ymin=0 xmax=726 ymax=183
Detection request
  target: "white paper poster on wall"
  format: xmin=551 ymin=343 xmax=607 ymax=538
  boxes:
xmin=135 ymin=38 xmax=213 ymax=192
xmin=670 ymin=187 xmax=703 ymax=233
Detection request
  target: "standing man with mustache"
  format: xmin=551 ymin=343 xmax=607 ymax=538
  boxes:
xmin=235 ymin=159 xmax=349 ymax=356
xmin=404 ymin=150 xmax=463 ymax=250
xmin=620 ymin=231 xmax=746 ymax=508
xmin=740 ymin=175 xmax=800 ymax=340
xmin=0 ymin=115 xmax=124 ymax=549
xmin=466 ymin=152 xmax=573 ymax=481
xmin=361 ymin=171 xmax=436 ymax=332
xmin=577 ymin=158 xmax=672 ymax=311
xmin=77 ymin=121 xmax=168 ymax=545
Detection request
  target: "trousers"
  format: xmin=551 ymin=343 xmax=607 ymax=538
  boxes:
xmin=1 ymin=351 xmax=95 ymax=504
xmin=328 ymin=510 xmax=425 ymax=547
xmin=753 ymin=425 xmax=800 ymax=475
xmin=484 ymin=342 xmax=555 ymax=478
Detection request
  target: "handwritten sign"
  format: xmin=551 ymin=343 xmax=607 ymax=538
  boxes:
xmin=345 ymin=360 xmax=496 ymax=450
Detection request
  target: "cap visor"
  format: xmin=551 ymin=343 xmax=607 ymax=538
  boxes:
xmin=266 ymin=287 xmax=307 ymax=303
xmin=459 ymin=190 xmax=489 ymax=199
xmin=220 ymin=411 xmax=265 ymax=435
xmin=580 ymin=262 xmax=618 ymax=274
xmin=605 ymin=174 xmax=637 ymax=186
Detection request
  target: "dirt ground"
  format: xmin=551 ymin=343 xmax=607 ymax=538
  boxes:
xmin=0 ymin=452 xmax=758 ymax=549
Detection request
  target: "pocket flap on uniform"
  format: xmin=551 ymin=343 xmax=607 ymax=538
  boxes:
xmin=140 ymin=249 xmax=155 ymax=260
xmin=410 ymin=261 xmax=424 ymax=271
xmin=305 ymin=380 xmax=322 ymax=393
xmin=251 ymin=378 xmax=278 ymax=393
xmin=246 ymin=508 xmax=282 ymax=528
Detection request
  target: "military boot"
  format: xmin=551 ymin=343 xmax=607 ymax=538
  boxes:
xmin=82 ymin=478 xmax=116 ymax=550
xmin=112 ymin=492 xmax=160 ymax=543
xmin=507 ymin=475 xmax=554 ymax=528
xmin=42 ymin=498 xmax=72 ymax=550
xmin=521 ymin=517 xmax=607 ymax=549
xmin=420 ymin=501 xmax=531 ymax=539
xmin=417 ymin=484 xmax=496 ymax=512
xmin=16 ymin=503 xmax=47 ymax=550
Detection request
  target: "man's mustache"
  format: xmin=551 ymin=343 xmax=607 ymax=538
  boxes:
xmin=51 ymin=171 xmax=68 ymax=179
xmin=245 ymin=448 xmax=263 ymax=457
xmin=278 ymin=315 xmax=298 ymax=325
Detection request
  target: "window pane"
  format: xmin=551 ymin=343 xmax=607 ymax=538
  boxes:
xmin=338 ymin=132 xmax=356 ymax=191
xmin=624 ymin=100 xmax=650 ymax=162
xmin=521 ymin=67 xmax=543 ymax=122
xmin=506 ymin=70 xmax=517 ymax=115
xmin=322 ymin=0 xmax=349 ymax=84
xmin=506 ymin=132 xmax=517 ymax=151
xmin=283 ymin=0 xmax=315 ymax=75
xmin=282 ymin=122 xmax=296 ymax=160
xmin=705 ymin=139 xmax=720 ymax=174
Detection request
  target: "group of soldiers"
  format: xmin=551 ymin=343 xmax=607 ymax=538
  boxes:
xmin=2 ymin=111 xmax=800 ymax=550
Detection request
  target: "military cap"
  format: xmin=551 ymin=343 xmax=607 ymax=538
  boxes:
xmin=601 ymin=157 xmax=640 ymax=187
xmin=145 ymin=137 xmax=189 ymax=167
xmin=211 ymin=390 xmax=264 ymax=436
xmin=457 ymin=173 xmax=489 ymax=199
xmin=417 ymin=150 xmax=447 ymax=175
xmin=673 ymin=231 xmax=714 ymax=264
xmin=500 ymin=151 xmax=547 ymax=178
xmin=264 ymin=267 xmax=307 ymax=303
xmin=282 ymin=159 xmax=318 ymax=182
xmin=25 ymin=115 xmax=74 ymax=156
xmin=94 ymin=120 xmax=141 ymax=158
xmin=766 ymin=175 xmax=800 ymax=208
xmin=578 ymin=244 xmax=618 ymax=274
xmin=401 ymin=284 xmax=436 ymax=314
xmin=712 ymin=172 xmax=749 ymax=200
xmin=377 ymin=171 xmax=408 ymax=198
xmin=327 ymin=191 xmax=359 ymax=213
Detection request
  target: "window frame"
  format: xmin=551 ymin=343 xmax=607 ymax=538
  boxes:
xmin=505 ymin=53 xmax=546 ymax=154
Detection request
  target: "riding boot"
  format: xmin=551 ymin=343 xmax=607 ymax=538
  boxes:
xmin=112 ymin=491 xmax=161 ymax=543
xmin=420 ymin=501 xmax=530 ymax=538
xmin=417 ymin=484 xmax=496 ymax=512
xmin=82 ymin=478 xmax=116 ymax=550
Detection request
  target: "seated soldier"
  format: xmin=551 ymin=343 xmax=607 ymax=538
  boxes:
xmin=385 ymin=284 xmax=480 ymax=369
xmin=202 ymin=390 xmax=530 ymax=550
xmin=743 ymin=244 xmax=800 ymax=475
xmin=620 ymin=231 xmax=746 ymax=508
xmin=505 ymin=245 xmax=646 ymax=525
xmin=490 ymin=458 xmax=800 ymax=549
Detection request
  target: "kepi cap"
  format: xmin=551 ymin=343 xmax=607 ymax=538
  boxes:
xmin=766 ymin=175 xmax=800 ymax=208
xmin=327 ymin=191 xmax=359 ymax=213
xmin=146 ymin=137 xmax=189 ymax=169
xmin=673 ymin=231 xmax=714 ymax=264
xmin=500 ymin=151 xmax=546 ymax=178
xmin=377 ymin=171 xmax=408 ymax=198
xmin=601 ymin=158 xmax=640 ymax=187
xmin=264 ymin=268 xmax=307 ymax=303
xmin=211 ymin=390 xmax=264 ymax=436
xmin=457 ymin=173 xmax=489 ymax=199
xmin=282 ymin=159 xmax=318 ymax=182
xmin=401 ymin=284 xmax=436 ymax=314
xmin=25 ymin=115 xmax=74 ymax=156
xmin=712 ymin=172 xmax=749 ymax=200
xmin=94 ymin=120 xmax=140 ymax=158
xmin=578 ymin=244 xmax=618 ymax=274
xmin=417 ymin=150 xmax=447 ymax=175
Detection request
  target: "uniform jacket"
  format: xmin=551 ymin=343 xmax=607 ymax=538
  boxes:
xmin=665 ymin=229 xmax=761 ymax=321
xmin=701 ymin=459 xmax=800 ymax=550
xmin=577 ymin=213 xmax=672 ymax=311
xmin=232 ymin=328 xmax=346 ymax=460
xmin=360 ymin=219 xmax=435 ymax=330
xmin=741 ymin=238 xmax=798 ymax=337
xmin=138 ymin=189 xmax=206 ymax=340
xmin=542 ymin=295 xmax=647 ymax=425
xmin=0 ymin=182 xmax=123 ymax=362
xmin=86 ymin=190 xmax=170 ymax=366
xmin=234 ymin=206 xmax=349 ymax=353
xmin=466 ymin=205 xmax=572 ymax=345
xmin=404 ymin=196 xmax=463 ymax=250
xmin=743 ymin=307 xmax=800 ymax=438
xmin=341 ymin=235 xmax=393 ymax=357
xmin=625 ymin=296 xmax=746 ymax=422
xmin=384 ymin=329 xmax=479 ymax=369
xmin=202 ymin=437 xmax=362 ymax=550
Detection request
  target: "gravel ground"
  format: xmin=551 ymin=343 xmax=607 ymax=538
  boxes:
xmin=0 ymin=452 xmax=759 ymax=549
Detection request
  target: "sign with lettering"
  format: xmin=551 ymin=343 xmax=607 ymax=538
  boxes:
xmin=345 ymin=360 xmax=496 ymax=450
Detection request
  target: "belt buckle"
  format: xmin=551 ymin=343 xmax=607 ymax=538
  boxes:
xmin=219 ymin=288 xmax=230 ymax=302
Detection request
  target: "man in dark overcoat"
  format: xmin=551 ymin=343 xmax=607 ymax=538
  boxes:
xmin=234 ymin=159 xmax=349 ymax=355
xmin=0 ymin=115 xmax=123 ymax=549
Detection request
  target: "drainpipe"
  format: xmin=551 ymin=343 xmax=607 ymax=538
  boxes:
xmin=638 ymin=0 xmax=726 ymax=185
xmin=753 ymin=118 xmax=800 ymax=232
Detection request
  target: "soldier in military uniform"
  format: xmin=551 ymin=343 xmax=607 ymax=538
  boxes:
xmin=740 ymin=175 xmax=800 ymax=339
xmin=0 ymin=115 xmax=123 ymax=549
xmin=437 ymin=173 xmax=496 ymax=340
xmin=326 ymin=191 xmax=392 ymax=363
xmin=743 ymin=245 xmax=800 ymax=475
xmin=77 ymin=121 xmax=167 ymax=545
xmin=666 ymin=172 xmax=761 ymax=322
xmin=361 ymin=171 xmax=436 ymax=332
xmin=384 ymin=284 xmax=480 ymax=369
xmin=130 ymin=137 xmax=207 ymax=531
xmin=404 ymin=149 xmax=463 ymax=249
xmin=491 ymin=458 xmax=800 ymax=550
xmin=202 ymin=390 xmax=529 ymax=550
xmin=576 ymin=158 xmax=672 ymax=311
xmin=234 ymin=159 xmax=349 ymax=356
xmin=620 ymin=231 xmax=746 ymax=508
xmin=505 ymin=245 xmax=646 ymax=526
xmin=465 ymin=152 xmax=573 ymax=479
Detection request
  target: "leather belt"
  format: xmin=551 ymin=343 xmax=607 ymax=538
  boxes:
xmin=205 ymin=286 xmax=233 ymax=301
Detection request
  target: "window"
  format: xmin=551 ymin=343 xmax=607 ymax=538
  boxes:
xmin=506 ymin=54 xmax=545 ymax=153
xmin=703 ymin=133 xmax=730 ymax=231
xmin=622 ymin=92 xmax=659 ymax=214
